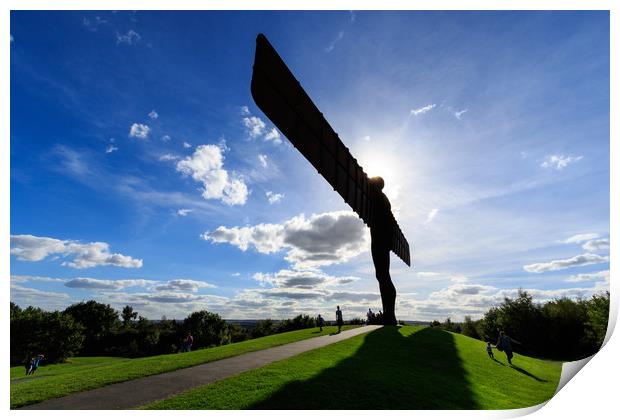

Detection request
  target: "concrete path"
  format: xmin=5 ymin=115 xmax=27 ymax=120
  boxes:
xmin=23 ymin=325 xmax=382 ymax=410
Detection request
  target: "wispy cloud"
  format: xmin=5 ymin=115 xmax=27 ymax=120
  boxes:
xmin=105 ymin=144 xmax=118 ymax=154
xmin=563 ymin=233 xmax=599 ymax=244
xmin=541 ymin=154 xmax=583 ymax=170
xmin=148 ymin=110 xmax=159 ymax=120
xmin=425 ymin=208 xmax=439 ymax=224
xmin=176 ymin=208 xmax=193 ymax=216
xmin=325 ymin=31 xmax=344 ymax=53
xmin=454 ymin=109 xmax=468 ymax=120
xmin=410 ymin=104 xmax=436 ymax=116
xmin=258 ymin=154 xmax=268 ymax=168
xmin=582 ymin=238 xmax=609 ymax=252
xmin=523 ymin=253 xmax=609 ymax=273
xmin=266 ymin=191 xmax=284 ymax=204
xmin=116 ymin=30 xmax=141 ymax=45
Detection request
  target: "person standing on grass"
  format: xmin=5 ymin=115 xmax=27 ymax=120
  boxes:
xmin=335 ymin=306 xmax=344 ymax=333
xmin=185 ymin=332 xmax=194 ymax=352
xmin=317 ymin=314 xmax=325 ymax=332
xmin=486 ymin=342 xmax=495 ymax=359
xmin=29 ymin=354 xmax=44 ymax=375
xmin=24 ymin=356 xmax=34 ymax=375
xmin=497 ymin=331 xmax=521 ymax=365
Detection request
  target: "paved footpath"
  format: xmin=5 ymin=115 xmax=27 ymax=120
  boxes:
xmin=23 ymin=325 xmax=382 ymax=410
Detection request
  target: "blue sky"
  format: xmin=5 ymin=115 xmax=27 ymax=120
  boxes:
xmin=10 ymin=10 xmax=609 ymax=321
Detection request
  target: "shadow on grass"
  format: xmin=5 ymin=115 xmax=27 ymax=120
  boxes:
xmin=250 ymin=326 xmax=479 ymax=409
xmin=490 ymin=357 xmax=505 ymax=366
xmin=510 ymin=365 xmax=547 ymax=382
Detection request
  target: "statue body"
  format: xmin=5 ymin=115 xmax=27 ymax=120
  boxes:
xmin=370 ymin=177 xmax=397 ymax=325
xmin=250 ymin=34 xmax=411 ymax=326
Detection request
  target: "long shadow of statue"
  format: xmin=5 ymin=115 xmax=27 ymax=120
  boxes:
xmin=249 ymin=327 xmax=480 ymax=409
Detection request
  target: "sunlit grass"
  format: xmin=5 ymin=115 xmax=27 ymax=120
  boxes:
xmin=144 ymin=326 xmax=561 ymax=410
xmin=11 ymin=325 xmax=355 ymax=408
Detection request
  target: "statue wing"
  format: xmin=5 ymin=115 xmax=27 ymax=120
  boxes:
xmin=251 ymin=34 xmax=411 ymax=266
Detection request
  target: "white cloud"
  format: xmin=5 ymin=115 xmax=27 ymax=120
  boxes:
xmin=129 ymin=123 xmax=150 ymax=139
xmin=10 ymin=275 xmax=66 ymax=284
xmin=105 ymin=145 xmax=118 ymax=154
xmin=155 ymin=279 xmax=217 ymax=292
xmin=410 ymin=104 xmax=436 ymax=116
xmin=266 ymin=191 xmax=284 ymax=204
xmin=65 ymin=278 xmax=155 ymax=290
xmin=582 ymin=238 xmax=609 ymax=252
xmin=148 ymin=110 xmax=159 ymax=120
xmin=177 ymin=208 xmax=194 ymax=216
xmin=159 ymin=153 xmax=179 ymax=162
xmin=325 ymin=30 xmax=344 ymax=53
xmin=116 ymin=30 xmax=141 ymax=45
xmin=454 ymin=109 xmax=468 ymax=120
xmin=10 ymin=234 xmax=143 ymax=269
xmin=175 ymin=144 xmax=248 ymax=205
xmin=203 ymin=211 xmax=369 ymax=268
xmin=253 ymin=269 xmax=359 ymax=289
xmin=183 ymin=141 xmax=192 ymax=149
xmin=425 ymin=208 xmax=439 ymax=223
xmin=566 ymin=270 xmax=609 ymax=283
xmin=264 ymin=128 xmax=282 ymax=144
xmin=253 ymin=269 xmax=358 ymax=289
xmin=10 ymin=284 xmax=71 ymax=310
xmin=242 ymin=108 xmax=281 ymax=144
xmin=416 ymin=272 xmax=441 ymax=278
xmin=563 ymin=233 xmax=599 ymax=244
xmin=243 ymin=116 xmax=266 ymax=138
xmin=161 ymin=134 xmax=171 ymax=142
xmin=541 ymin=154 xmax=583 ymax=170
xmin=258 ymin=154 xmax=268 ymax=168
xmin=523 ymin=253 xmax=609 ymax=273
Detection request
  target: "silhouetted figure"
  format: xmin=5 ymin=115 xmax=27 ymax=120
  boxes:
xmin=369 ymin=177 xmax=398 ymax=326
xmin=250 ymin=35 xmax=411 ymax=326
xmin=486 ymin=342 xmax=495 ymax=359
xmin=317 ymin=314 xmax=325 ymax=332
xmin=497 ymin=331 xmax=521 ymax=365
xmin=366 ymin=308 xmax=374 ymax=325
xmin=184 ymin=332 xmax=194 ymax=352
xmin=335 ymin=306 xmax=344 ymax=333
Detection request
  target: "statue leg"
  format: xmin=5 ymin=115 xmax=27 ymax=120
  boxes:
xmin=371 ymin=232 xmax=397 ymax=325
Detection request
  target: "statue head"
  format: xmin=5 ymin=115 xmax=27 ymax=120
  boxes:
xmin=369 ymin=176 xmax=385 ymax=190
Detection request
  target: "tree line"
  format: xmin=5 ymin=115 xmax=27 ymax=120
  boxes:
xmin=430 ymin=290 xmax=609 ymax=361
xmin=10 ymin=301 xmax=356 ymax=365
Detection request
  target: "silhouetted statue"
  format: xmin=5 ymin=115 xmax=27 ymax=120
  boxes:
xmin=251 ymin=34 xmax=412 ymax=325
xmin=369 ymin=176 xmax=397 ymax=325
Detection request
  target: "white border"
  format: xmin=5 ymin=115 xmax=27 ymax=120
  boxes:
xmin=3 ymin=2 xmax=617 ymax=420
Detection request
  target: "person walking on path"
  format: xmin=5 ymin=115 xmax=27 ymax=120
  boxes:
xmin=497 ymin=331 xmax=521 ymax=365
xmin=335 ymin=306 xmax=344 ymax=333
xmin=184 ymin=332 xmax=194 ymax=352
xmin=317 ymin=314 xmax=325 ymax=332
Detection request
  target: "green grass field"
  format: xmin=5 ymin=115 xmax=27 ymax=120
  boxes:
xmin=144 ymin=326 xmax=562 ymax=410
xmin=10 ymin=325 xmax=355 ymax=408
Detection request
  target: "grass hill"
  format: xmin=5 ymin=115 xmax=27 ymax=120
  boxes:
xmin=10 ymin=325 xmax=354 ymax=408
xmin=144 ymin=326 xmax=562 ymax=410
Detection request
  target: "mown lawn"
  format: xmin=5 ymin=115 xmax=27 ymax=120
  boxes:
xmin=11 ymin=325 xmax=355 ymax=408
xmin=144 ymin=326 xmax=562 ymax=410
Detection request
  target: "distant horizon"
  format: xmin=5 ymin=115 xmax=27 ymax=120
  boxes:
xmin=10 ymin=10 xmax=609 ymax=322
